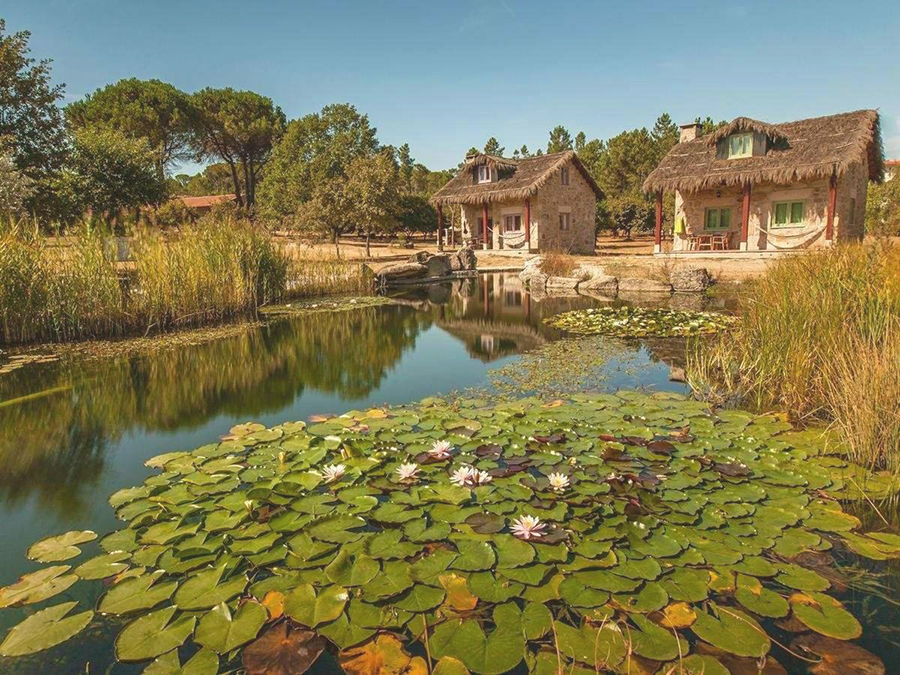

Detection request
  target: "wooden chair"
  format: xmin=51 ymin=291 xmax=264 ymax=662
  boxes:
xmin=696 ymin=235 xmax=713 ymax=251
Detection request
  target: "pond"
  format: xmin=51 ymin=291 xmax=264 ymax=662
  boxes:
xmin=0 ymin=273 xmax=895 ymax=674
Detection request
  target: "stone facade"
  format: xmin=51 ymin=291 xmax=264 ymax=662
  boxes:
xmin=672 ymin=161 xmax=868 ymax=252
xmin=459 ymin=158 xmax=596 ymax=255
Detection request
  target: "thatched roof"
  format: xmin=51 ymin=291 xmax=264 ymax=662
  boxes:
xmin=432 ymin=151 xmax=604 ymax=206
xmin=643 ymin=110 xmax=884 ymax=194
xmin=704 ymin=117 xmax=787 ymax=146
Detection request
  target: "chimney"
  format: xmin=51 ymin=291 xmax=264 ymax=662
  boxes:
xmin=679 ymin=122 xmax=701 ymax=143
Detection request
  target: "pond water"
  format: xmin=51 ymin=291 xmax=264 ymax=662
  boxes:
xmin=0 ymin=273 xmax=896 ymax=674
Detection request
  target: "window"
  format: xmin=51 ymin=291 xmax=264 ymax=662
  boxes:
xmin=504 ymin=290 xmax=523 ymax=307
xmin=561 ymin=167 xmax=570 ymax=185
xmin=772 ymin=201 xmax=805 ymax=227
xmin=503 ymin=215 xmax=521 ymax=232
xmin=727 ymin=133 xmax=753 ymax=159
xmin=559 ymin=212 xmax=571 ymax=231
xmin=477 ymin=165 xmax=491 ymax=183
xmin=704 ymin=208 xmax=732 ymax=231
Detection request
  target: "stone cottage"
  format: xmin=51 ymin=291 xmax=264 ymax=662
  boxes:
xmin=643 ymin=110 xmax=884 ymax=254
xmin=431 ymin=151 xmax=602 ymax=254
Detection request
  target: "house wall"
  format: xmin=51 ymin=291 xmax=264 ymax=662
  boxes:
xmin=459 ymin=159 xmax=596 ymax=254
xmin=672 ymin=162 xmax=867 ymax=252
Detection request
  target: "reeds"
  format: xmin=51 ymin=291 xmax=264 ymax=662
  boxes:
xmin=687 ymin=242 xmax=900 ymax=475
xmin=0 ymin=217 xmax=372 ymax=345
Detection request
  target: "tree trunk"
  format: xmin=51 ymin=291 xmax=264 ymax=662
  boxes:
xmin=333 ymin=231 xmax=341 ymax=259
xmin=227 ymin=159 xmax=244 ymax=208
xmin=241 ymin=159 xmax=252 ymax=209
xmin=365 ymin=231 xmax=371 ymax=258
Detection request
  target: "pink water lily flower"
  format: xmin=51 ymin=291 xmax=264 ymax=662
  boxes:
xmin=395 ymin=462 xmax=420 ymax=482
xmin=511 ymin=515 xmax=547 ymax=540
xmin=450 ymin=465 xmax=475 ymax=486
xmin=429 ymin=440 xmax=453 ymax=459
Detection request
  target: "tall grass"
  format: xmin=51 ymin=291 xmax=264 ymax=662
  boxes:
xmin=688 ymin=242 xmax=900 ymax=474
xmin=0 ymin=218 xmax=372 ymax=345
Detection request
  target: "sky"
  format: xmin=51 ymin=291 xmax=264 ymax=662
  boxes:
xmin=4 ymin=0 xmax=899 ymax=174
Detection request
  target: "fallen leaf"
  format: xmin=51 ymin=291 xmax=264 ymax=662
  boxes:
xmin=262 ymin=591 xmax=285 ymax=620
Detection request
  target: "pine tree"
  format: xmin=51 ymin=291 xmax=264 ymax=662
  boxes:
xmin=547 ymin=126 xmax=573 ymax=153
xmin=483 ymin=137 xmax=504 ymax=156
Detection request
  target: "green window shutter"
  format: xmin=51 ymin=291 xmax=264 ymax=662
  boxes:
xmin=790 ymin=202 xmax=803 ymax=223
xmin=774 ymin=203 xmax=788 ymax=225
xmin=720 ymin=209 xmax=731 ymax=229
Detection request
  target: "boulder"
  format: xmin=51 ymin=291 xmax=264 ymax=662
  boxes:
xmin=579 ymin=274 xmax=619 ymax=294
xmin=618 ymin=277 xmax=673 ymax=294
xmin=448 ymin=254 xmax=465 ymax=272
xmin=456 ymin=245 xmax=477 ymax=271
xmin=519 ymin=256 xmax=545 ymax=284
xmin=668 ymin=293 xmax=705 ymax=312
xmin=375 ymin=262 xmax=428 ymax=281
xmin=671 ymin=268 xmax=711 ymax=292
xmin=425 ymin=254 xmax=452 ymax=278
xmin=545 ymin=276 xmax=581 ymax=290
xmin=406 ymin=251 xmax=430 ymax=264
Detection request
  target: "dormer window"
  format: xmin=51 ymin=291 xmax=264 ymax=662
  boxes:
xmin=727 ymin=133 xmax=753 ymax=159
xmin=477 ymin=165 xmax=492 ymax=183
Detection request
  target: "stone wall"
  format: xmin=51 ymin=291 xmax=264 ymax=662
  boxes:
xmin=460 ymin=158 xmax=596 ymax=254
xmin=672 ymin=160 xmax=868 ymax=252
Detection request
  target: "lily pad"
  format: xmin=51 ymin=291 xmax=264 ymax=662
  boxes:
xmin=115 ymin=606 xmax=197 ymax=662
xmin=691 ymin=603 xmax=771 ymax=658
xmin=195 ymin=600 xmax=268 ymax=653
xmin=0 ymin=601 xmax=94 ymax=656
xmin=284 ymin=583 xmax=349 ymax=627
xmin=26 ymin=530 xmax=97 ymax=563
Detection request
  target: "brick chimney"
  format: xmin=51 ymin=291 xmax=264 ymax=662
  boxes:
xmin=679 ymin=122 xmax=701 ymax=143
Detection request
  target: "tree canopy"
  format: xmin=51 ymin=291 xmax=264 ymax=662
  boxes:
xmin=65 ymin=78 xmax=192 ymax=176
xmin=547 ymin=125 xmax=573 ymax=153
xmin=257 ymin=103 xmax=379 ymax=221
xmin=52 ymin=128 xmax=165 ymax=222
xmin=188 ymin=88 xmax=285 ymax=209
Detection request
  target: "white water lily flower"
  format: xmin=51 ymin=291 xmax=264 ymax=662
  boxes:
xmin=547 ymin=473 xmax=570 ymax=492
xmin=395 ymin=462 xmax=420 ymax=482
xmin=429 ymin=440 xmax=453 ymax=459
xmin=511 ymin=515 xmax=547 ymax=540
xmin=320 ymin=464 xmax=346 ymax=483
xmin=243 ymin=499 xmax=254 ymax=512
xmin=450 ymin=465 xmax=475 ymax=486
xmin=474 ymin=470 xmax=493 ymax=486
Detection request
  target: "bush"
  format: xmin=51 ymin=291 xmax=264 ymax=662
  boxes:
xmin=688 ymin=242 xmax=900 ymax=475
xmin=539 ymin=251 xmax=578 ymax=278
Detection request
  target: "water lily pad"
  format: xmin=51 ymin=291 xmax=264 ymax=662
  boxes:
xmin=734 ymin=574 xmax=789 ymax=618
xmin=173 ymin=566 xmax=247 ymax=610
xmin=73 ymin=551 xmax=130 ymax=580
xmin=26 ymin=530 xmax=97 ymax=563
xmin=691 ymin=603 xmax=771 ymax=658
xmin=195 ymin=600 xmax=267 ymax=653
xmin=450 ymin=539 xmax=496 ymax=571
xmin=325 ymin=551 xmax=380 ymax=586
xmin=0 ymin=566 xmax=77 ymax=608
xmin=431 ymin=617 xmax=525 ymax=674
xmin=439 ymin=573 xmax=478 ymax=611
xmin=0 ymin=601 xmax=94 ymax=656
xmin=789 ymin=592 xmax=862 ymax=639
xmin=394 ymin=583 xmax=446 ymax=612
xmin=339 ymin=634 xmax=418 ymax=674
xmin=143 ymin=648 xmax=219 ymax=674
xmin=242 ymin=623 xmax=325 ymax=675
xmin=99 ymin=571 xmax=178 ymax=614
xmin=115 ymin=606 xmax=197 ymax=662
xmin=284 ymin=583 xmax=348 ymax=627
xmin=628 ymin=613 xmax=688 ymax=661
xmin=790 ymin=633 xmax=885 ymax=675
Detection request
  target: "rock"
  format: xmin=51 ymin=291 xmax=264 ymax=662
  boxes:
xmin=523 ymin=272 xmax=548 ymax=289
xmin=669 ymin=367 xmax=687 ymax=383
xmin=579 ymin=274 xmax=619 ymax=293
xmin=425 ymin=254 xmax=452 ymax=278
xmin=574 ymin=263 xmax=606 ymax=280
xmin=375 ymin=262 xmax=428 ymax=281
xmin=618 ymin=277 xmax=673 ymax=294
xmin=406 ymin=251 xmax=430 ymax=264
xmin=545 ymin=276 xmax=580 ymax=290
xmin=668 ymin=293 xmax=705 ymax=312
xmin=671 ymin=268 xmax=711 ymax=292
xmin=456 ymin=246 xmax=477 ymax=271
xmin=448 ymin=254 xmax=465 ymax=271
xmin=519 ymin=257 xmax=545 ymax=284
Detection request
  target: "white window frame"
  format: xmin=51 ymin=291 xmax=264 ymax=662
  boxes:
xmin=477 ymin=165 xmax=492 ymax=183
xmin=727 ymin=133 xmax=753 ymax=159
xmin=559 ymin=212 xmax=571 ymax=231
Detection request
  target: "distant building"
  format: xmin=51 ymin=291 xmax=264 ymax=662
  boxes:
xmin=644 ymin=110 xmax=884 ymax=254
xmin=431 ymin=151 xmax=602 ymax=254
xmin=177 ymin=194 xmax=236 ymax=213
xmin=885 ymin=160 xmax=899 ymax=181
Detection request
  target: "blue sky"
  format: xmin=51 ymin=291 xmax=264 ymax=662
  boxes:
xmin=5 ymin=0 xmax=899 ymax=173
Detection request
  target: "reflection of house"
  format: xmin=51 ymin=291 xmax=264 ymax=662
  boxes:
xmin=178 ymin=194 xmax=236 ymax=213
xmin=437 ymin=318 xmax=545 ymax=362
xmin=431 ymin=151 xmax=602 ymax=254
xmin=644 ymin=110 xmax=884 ymax=254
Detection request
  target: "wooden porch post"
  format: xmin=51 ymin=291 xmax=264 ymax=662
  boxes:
xmin=825 ymin=174 xmax=837 ymax=242
xmin=654 ymin=191 xmax=663 ymax=253
xmin=740 ymin=182 xmax=751 ymax=251
xmin=524 ymin=198 xmax=532 ymax=252
xmin=482 ymin=203 xmax=489 ymax=250
xmin=437 ymin=204 xmax=443 ymax=251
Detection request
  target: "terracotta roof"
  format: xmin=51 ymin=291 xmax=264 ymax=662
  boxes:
xmin=644 ymin=110 xmax=884 ymax=193
xmin=178 ymin=194 xmax=236 ymax=208
xmin=431 ymin=151 xmax=603 ymax=206
xmin=886 ymin=159 xmax=900 ymax=167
